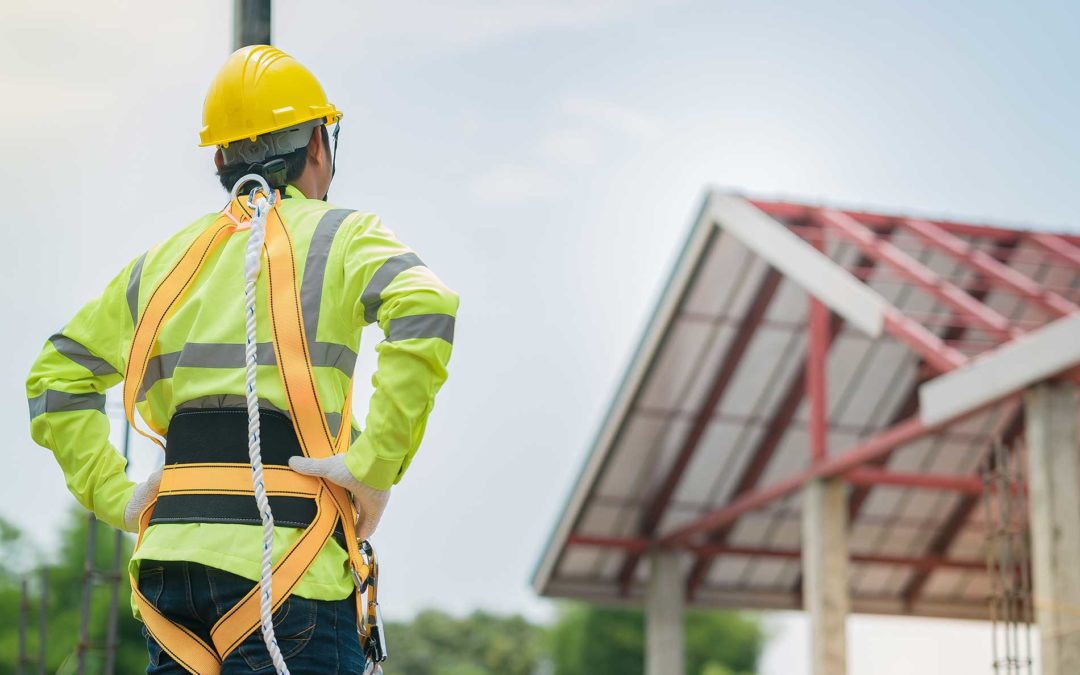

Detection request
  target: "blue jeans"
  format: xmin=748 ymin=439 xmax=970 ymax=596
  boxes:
xmin=138 ymin=560 xmax=365 ymax=674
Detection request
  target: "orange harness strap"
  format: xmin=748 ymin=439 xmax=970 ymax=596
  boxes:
xmin=123 ymin=217 xmax=238 ymax=443
xmin=208 ymin=204 xmax=369 ymax=658
xmin=124 ymin=198 xmax=369 ymax=674
xmin=158 ymin=464 xmax=323 ymax=498
xmin=125 ymin=213 xmax=238 ymax=674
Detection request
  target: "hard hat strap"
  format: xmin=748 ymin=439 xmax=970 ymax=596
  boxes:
xmin=323 ymin=122 xmax=341 ymax=202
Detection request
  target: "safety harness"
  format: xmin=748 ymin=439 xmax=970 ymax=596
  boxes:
xmin=121 ymin=184 xmax=386 ymax=674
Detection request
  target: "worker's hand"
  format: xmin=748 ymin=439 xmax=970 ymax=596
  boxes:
xmin=123 ymin=468 xmax=163 ymax=533
xmin=289 ymin=455 xmax=391 ymax=541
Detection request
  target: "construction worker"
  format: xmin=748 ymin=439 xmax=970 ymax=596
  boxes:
xmin=26 ymin=45 xmax=457 ymax=673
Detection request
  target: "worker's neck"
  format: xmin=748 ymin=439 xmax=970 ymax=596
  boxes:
xmin=289 ymin=165 xmax=326 ymax=200
xmin=289 ymin=180 xmax=317 ymax=200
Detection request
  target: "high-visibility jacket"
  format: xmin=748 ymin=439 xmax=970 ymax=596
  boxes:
xmin=26 ymin=184 xmax=458 ymax=604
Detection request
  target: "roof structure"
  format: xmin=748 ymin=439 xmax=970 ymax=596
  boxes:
xmin=533 ymin=192 xmax=1080 ymax=620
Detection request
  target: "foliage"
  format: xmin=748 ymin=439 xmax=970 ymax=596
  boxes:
xmin=0 ymin=510 xmax=764 ymax=675
xmin=549 ymin=603 xmax=763 ymax=675
xmin=0 ymin=507 xmax=146 ymax=675
xmin=384 ymin=609 xmax=547 ymax=675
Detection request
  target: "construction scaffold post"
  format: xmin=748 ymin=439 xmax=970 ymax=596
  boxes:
xmin=76 ymin=511 xmax=97 ymax=674
xmin=103 ymin=421 xmax=132 ymax=675
xmin=18 ymin=577 xmax=29 ymax=675
xmin=74 ymin=416 xmax=131 ymax=675
xmin=39 ymin=568 xmax=48 ymax=675
xmin=16 ymin=568 xmax=50 ymax=675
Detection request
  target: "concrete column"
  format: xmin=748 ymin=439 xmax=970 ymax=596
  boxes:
xmin=802 ymin=477 xmax=849 ymax=675
xmin=1025 ymin=381 xmax=1080 ymax=675
xmin=646 ymin=551 xmax=685 ymax=675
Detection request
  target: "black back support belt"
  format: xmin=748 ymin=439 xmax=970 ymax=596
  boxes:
xmin=149 ymin=407 xmax=347 ymax=549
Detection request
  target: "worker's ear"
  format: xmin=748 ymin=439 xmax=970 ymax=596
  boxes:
xmin=214 ymin=148 xmax=225 ymax=171
xmin=307 ymin=127 xmax=327 ymax=167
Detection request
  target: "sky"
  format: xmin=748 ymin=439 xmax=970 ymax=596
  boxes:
xmin=1 ymin=0 xmax=1077 ymax=672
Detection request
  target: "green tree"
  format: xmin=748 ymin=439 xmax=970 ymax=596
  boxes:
xmin=385 ymin=609 xmax=547 ymax=675
xmin=0 ymin=507 xmax=146 ymax=675
xmin=550 ymin=603 xmax=763 ymax=675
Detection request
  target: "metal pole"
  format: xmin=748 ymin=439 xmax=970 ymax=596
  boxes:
xmin=38 ymin=567 xmax=48 ymax=675
xmin=77 ymin=513 xmax=97 ymax=675
xmin=18 ymin=577 xmax=29 ymax=675
xmin=234 ymin=0 xmax=272 ymax=49
xmin=103 ymin=420 xmax=130 ymax=675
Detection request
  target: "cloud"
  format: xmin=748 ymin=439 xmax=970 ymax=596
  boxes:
xmin=321 ymin=1 xmax=680 ymax=55
xmin=468 ymin=164 xmax=563 ymax=203
xmin=533 ymin=96 xmax=664 ymax=168
xmin=538 ymin=128 xmax=601 ymax=166
xmin=561 ymin=96 xmax=663 ymax=140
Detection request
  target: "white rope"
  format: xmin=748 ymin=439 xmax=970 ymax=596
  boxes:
xmin=236 ymin=175 xmax=290 ymax=675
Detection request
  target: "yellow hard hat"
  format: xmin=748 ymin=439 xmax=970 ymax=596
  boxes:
xmin=200 ymin=45 xmax=343 ymax=148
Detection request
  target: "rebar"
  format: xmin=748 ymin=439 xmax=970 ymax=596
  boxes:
xmin=103 ymin=420 xmax=131 ymax=675
xmin=983 ymin=434 xmax=1034 ymax=673
xmin=76 ymin=513 xmax=97 ymax=675
xmin=38 ymin=567 xmax=48 ymax=675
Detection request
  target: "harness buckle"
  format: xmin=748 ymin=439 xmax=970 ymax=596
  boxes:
xmin=353 ymin=539 xmax=374 ymax=592
xmin=365 ymin=602 xmax=388 ymax=664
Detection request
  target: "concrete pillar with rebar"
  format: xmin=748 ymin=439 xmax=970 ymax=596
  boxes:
xmin=1025 ymin=381 xmax=1080 ymax=674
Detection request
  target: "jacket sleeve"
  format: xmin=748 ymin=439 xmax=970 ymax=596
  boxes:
xmin=26 ymin=256 xmax=141 ymax=530
xmin=339 ymin=214 xmax=458 ymax=490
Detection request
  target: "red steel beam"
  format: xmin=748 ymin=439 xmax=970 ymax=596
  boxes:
xmin=684 ymin=228 xmax=889 ymax=598
xmin=816 ymin=209 xmax=1021 ymax=343
xmin=846 ymin=237 xmax=1017 ymax=522
xmin=662 ymin=413 xmax=951 ymax=547
xmin=790 ymin=213 xmax=968 ymax=371
xmin=818 ymin=238 xmax=1020 ymax=600
xmin=900 ymin=401 xmax=1025 ymax=607
xmin=690 ymin=546 xmax=986 ymax=573
xmin=672 ymin=230 xmax=1002 ymax=597
xmin=793 ymin=225 xmax=1080 ymax=273
xmin=635 ymin=407 xmax=993 ymax=444
xmin=683 ymin=311 xmax=845 ymax=596
xmin=1028 ymin=232 xmax=1080 ymax=270
xmin=615 ymin=268 xmax=784 ymax=595
xmin=679 ymin=310 xmax=1049 ymax=333
xmin=901 ymin=218 xmax=1079 ymax=318
xmin=844 ymin=468 xmax=983 ymax=495
xmin=882 ymin=308 xmax=969 ymax=373
xmin=567 ymin=535 xmax=985 ymax=572
xmin=749 ymin=198 xmax=1080 ymax=248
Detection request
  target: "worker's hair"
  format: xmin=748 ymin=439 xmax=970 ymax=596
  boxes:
xmin=216 ymin=126 xmax=330 ymax=193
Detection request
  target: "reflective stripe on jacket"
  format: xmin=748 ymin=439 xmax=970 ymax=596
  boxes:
xmin=26 ymin=185 xmax=458 ymax=601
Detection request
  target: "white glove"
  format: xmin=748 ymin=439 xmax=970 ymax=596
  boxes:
xmin=289 ymin=455 xmax=391 ymax=541
xmin=123 ymin=468 xmax=163 ymax=533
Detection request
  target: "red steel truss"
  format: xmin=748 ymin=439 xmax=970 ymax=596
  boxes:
xmin=543 ymin=196 xmax=1080 ymax=614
